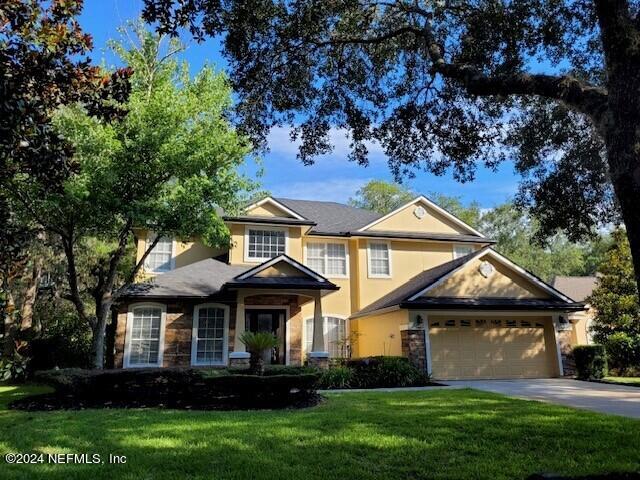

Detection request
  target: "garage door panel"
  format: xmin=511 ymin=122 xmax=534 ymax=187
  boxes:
xmin=430 ymin=321 xmax=552 ymax=380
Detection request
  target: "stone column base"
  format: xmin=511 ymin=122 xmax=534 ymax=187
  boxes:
xmin=229 ymin=352 xmax=251 ymax=369
xmin=556 ymin=330 xmax=576 ymax=376
xmin=401 ymin=329 xmax=426 ymax=372
xmin=307 ymin=352 xmax=330 ymax=369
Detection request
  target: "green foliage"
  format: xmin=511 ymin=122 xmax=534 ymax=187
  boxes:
xmin=573 ymin=345 xmax=608 ymax=380
xmin=239 ymin=331 xmax=279 ymax=353
xmin=31 ymin=368 xmax=318 ymax=410
xmin=0 ymin=352 xmax=29 ymax=383
xmin=604 ymin=333 xmax=640 ymax=374
xmin=589 ymin=230 xmax=640 ymax=347
xmin=50 ymin=27 xmax=257 ymax=248
xmin=0 ymin=1 xmax=131 ymax=276
xmin=345 ymin=356 xmax=430 ymax=389
xmin=142 ymin=0 xmax=622 ymax=245
xmin=317 ymin=366 xmax=353 ymax=389
xmin=11 ymin=24 xmax=258 ymax=367
xmin=428 ymin=193 xmax=482 ymax=228
xmin=349 ymin=180 xmax=414 ymax=214
xmin=480 ymin=203 xmax=608 ymax=281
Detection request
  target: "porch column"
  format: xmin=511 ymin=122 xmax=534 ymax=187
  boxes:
xmin=229 ymin=292 xmax=250 ymax=368
xmin=308 ymin=290 xmax=329 ymax=369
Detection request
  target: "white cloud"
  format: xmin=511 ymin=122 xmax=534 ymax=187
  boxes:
xmin=266 ymin=126 xmax=386 ymax=162
xmin=269 ymin=177 xmax=373 ymax=203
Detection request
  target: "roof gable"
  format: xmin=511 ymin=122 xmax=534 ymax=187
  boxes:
xmin=244 ymin=197 xmax=307 ymax=220
xmin=409 ymin=249 xmax=573 ymax=302
xmin=235 ymin=255 xmax=327 ymax=282
xmin=358 ymin=196 xmax=485 ymax=237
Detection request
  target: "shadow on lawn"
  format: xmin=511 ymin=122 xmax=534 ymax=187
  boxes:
xmin=0 ymin=388 xmax=639 ymax=480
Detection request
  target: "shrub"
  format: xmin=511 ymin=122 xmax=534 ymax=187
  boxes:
xmin=605 ymin=332 xmax=640 ymax=374
xmin=317 ymin=366 xmax=353 ymax=389
xmin=346 ymin=356 xmax=429 ymax=389
xmin=0 ymin=353 xmax=30 ymax=383
xmin=240 ymin=331 xmax=279 ymax=375
xmin=32 ymin=367 xmax=319 ymax=410
xmin=573 ymin=345 xmax=608 ymax=380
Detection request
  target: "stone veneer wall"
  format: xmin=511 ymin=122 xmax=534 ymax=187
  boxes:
xmin=113 ymin=295 xmax=304 ymax=368
xmin=556 ymin=329 xmax=576 ymax=376
xmin=113 ymin=301 xmax=237 ymax=369
xmin=401 ymin=329 xmax=427 ymax=372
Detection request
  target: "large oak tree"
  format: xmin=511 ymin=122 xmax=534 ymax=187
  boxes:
xmin=143 ymin=0 xmax=640 ymax=292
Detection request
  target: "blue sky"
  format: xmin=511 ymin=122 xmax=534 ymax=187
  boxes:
xmin=79 ymin=0 xmax=520 ymax=208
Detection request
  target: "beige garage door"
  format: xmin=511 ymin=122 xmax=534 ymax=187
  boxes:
xmin=429 ymin=318 xmax=553 ymax=379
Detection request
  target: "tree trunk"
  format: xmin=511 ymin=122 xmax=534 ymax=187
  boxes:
xmin=609 ymin=153 xmax=640 ymax=294
xmin=19 ymin=257 xmax=43 ymax=330
xmin=91 ymin=293 xmax=113 ymax=369
xmin=2 ymin=290 xmax=17 ymax=358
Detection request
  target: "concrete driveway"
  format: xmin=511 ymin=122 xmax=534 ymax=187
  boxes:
xmin=445 ymin=378 xmax=640 ymax=418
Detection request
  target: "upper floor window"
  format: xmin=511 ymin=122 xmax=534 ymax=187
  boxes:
xmin=245 ymin=227 xmax=286 ymax=261
xmin=144 ymin=236 xmax=174 ymax=273
xmin=453 ymin=244 xmax=475 ymax=259
xmin=368 ymin=241 xmax=391 ymax=277
xmin=306 ymin=242 xmax=347 ymax=277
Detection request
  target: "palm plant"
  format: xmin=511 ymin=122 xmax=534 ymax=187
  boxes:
xmin=239 ymin=331 xmax=278 ymax=376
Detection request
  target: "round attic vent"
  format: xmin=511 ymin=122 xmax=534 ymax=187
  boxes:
xmin=479 ymin=261 xmax=495 ymax=278
xmin=413 ymin=206 xmax=426 ymax=219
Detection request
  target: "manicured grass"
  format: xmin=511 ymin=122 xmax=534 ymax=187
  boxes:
xmin=603 ymin=376 xmax=640 ymax=387
xmin=0 ymin=385 xmax=639 ymax=480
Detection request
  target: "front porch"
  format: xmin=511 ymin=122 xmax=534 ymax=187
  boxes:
xmin=113 ymin=255 xmax=339 ymax=369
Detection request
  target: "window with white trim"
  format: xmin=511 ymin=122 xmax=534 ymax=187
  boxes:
xmin=368 ymin=242 xmax=390 ymax=277
xmin=304 ymin=316 xmax=347 ymax=358
xmin=306 ymin=242 xmax=347 ymax=277
xmin=128 ymin=306 xmax=163 ymax=366
xmin=193 ymin=305 xmax=227 ymax=365
xmin=144 ymin=237 xmax=173 ymax=272
xmin=247 ymin=228 xmax=286 ymax=260
xmin=453 ymin=244 xmax=474 ymax=259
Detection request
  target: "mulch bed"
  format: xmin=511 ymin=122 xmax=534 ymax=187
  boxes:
xmin=10 ymin=392 xmax=323 ymax=412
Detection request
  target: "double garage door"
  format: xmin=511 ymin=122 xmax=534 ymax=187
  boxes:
xmin=429 ymin=318 xmax=554 ymax=380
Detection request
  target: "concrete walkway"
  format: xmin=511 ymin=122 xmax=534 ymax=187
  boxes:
xmin=445 ymin=378 xmax=640 ymax=418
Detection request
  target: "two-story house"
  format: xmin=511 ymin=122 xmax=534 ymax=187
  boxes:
xmin=113 ymin=195 xmax=585 ymax=379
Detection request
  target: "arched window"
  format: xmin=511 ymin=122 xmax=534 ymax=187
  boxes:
xmin=191 ymin=304 xmax=229 ymax=366
xmin=125 ymin=303 xmax=166 ymax=368
xmin=304 ymin=316 xmax=347 ymax=358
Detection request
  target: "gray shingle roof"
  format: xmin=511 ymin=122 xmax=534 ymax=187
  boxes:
xmin=121 ymin=259 xmax=249 ymax=298
xmin=552 ymin=276 xmax=598 ymax=302
xmin=274 ymin=197 xmax=382 ymax=234
xmin=353 ymin=247 xmax=584 ymax=317
xmin=354 ymin=250 xmax=482 ymax=316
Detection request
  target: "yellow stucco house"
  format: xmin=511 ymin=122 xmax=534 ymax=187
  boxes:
xmin=113 ymin=195 xmax=586 ymax=379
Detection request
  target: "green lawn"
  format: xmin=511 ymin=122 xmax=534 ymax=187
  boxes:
xmin=0 ymin=385 xmax=639 ymax=480
xmin=603 ymin=376 xmax=640 ymax=387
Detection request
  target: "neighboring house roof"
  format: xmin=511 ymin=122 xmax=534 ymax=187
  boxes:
xmin=353 ymin=247 xmax=584 ymax=317
xmin=121 ymin=255 xmax=337 ymax=299
xmin=552 ymin=276 xmax=598 ymax=302
xmin=274 ymin=197 xmax=382 ymax=234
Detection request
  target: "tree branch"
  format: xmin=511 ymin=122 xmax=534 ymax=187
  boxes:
xmin=60 ymin=229 xmax=91 ymax=328
xmin=123 ymin=234 xmax=160 ymax=288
